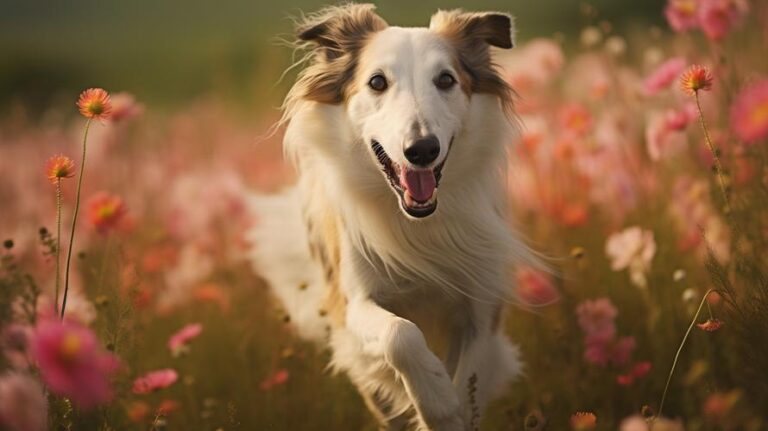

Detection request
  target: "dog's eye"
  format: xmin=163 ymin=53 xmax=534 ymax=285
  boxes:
xmin=368 ymin=74 xmax=388 ymax=92
xmin=435 ymin=72 xmax=456 ymax=90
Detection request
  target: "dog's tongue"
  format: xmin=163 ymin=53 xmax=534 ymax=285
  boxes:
xmin=400 ymin=167 xmax=436 ymax=202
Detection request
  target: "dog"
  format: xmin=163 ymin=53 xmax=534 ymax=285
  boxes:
xmin=248 ymin=4 xmax=539 ymax=430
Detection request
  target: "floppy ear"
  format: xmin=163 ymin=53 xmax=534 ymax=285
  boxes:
xmin=429 ymin=10 xmax=515 ymax=116
xmin=429 ymin=10 xmax=515 ymax=49
xmin=297 ymin=4 xmax=388 ymax=60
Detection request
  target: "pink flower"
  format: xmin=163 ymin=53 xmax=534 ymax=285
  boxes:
xmin=730 ymin=79 xmax=768 ymax=144
xmin=109 ymin=92 xmax=144 ymax=122
xmin=644 ymin=57 xmax=687 ymax=95
xmin=86 ymin=192 xmax=127 ymax=234
xmin=168 ymin=323 xmax=203 ymax=356
xmin=132 ymin=369 xmax=178 ymax=394
xmin=697 ymin=318 xmax=724 ymax=332
xmin=260 ymin=368 xmax=290 ymax=391
xmin=665 ymin=104 xmax=698 ymax=131
xmin=31 ymin=318 xmax=119 ymax=408
xmin=680 ymin=65 xmax=714 ymax=95
xmin=559 ymin=104 xmax=593 ymax=137
xmin=0 ymin=372 xmax=47 ymax=431
xmin=515 ymin=267 xmax=560 ymax=306
xmin=576 ymin=298 xmax=618 ymax=338
xmin=698 ymin=0 xmax=748 ymax=41
xmin=665 ymin=0 xmax=699 ymax=32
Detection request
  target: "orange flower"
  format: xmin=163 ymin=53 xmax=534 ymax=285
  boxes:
xmin=570 ymin=412 xmax=597 ymax=430
xmin=86 ymin=192 xmax=126 ymax=234
xmin=680 ymin=65 xmax=713 ymax=95
xmin=697 ymin=318 xmax=724 ymax=332
xmin=77 ymin=88 xmax=112 ymax=120
xmin=45 ymin=155 xmax=75 ymax=184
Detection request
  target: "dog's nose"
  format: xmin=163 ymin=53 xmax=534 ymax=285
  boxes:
xmin=404 ymin=135 xmax=440 ymax=167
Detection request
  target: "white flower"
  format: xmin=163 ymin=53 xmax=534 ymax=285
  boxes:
xmin=605 ymin=226 xmax=657 ymax=288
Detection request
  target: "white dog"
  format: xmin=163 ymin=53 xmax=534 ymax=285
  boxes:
xmin=249 ymin=4 xmax=538 ymax=430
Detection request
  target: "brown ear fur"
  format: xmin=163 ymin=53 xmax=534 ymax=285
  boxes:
xmin=293 ymin=4 xmax=388 ymax=103
xmin=430 ymin=10 xmax=515 ymax=115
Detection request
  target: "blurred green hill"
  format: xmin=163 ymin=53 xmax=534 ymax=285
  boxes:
xmin=0 ymin=0 xmax=664 ymax=113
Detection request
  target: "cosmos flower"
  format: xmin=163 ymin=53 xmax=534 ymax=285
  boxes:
xmin=31 ymin=318 xmax=119 ymax=408
xmin=515 ymin=267 xmax=560 ymax=306
xmin=132 ymin=369 xmax=178 ymax=394
xmin=698 ymin=0 xmax=749 ymax=41
xmin=259 ymin=368 xmax=290 ymax=391
xmin=697 ymin=318 xmax=724 ymax=332
xmin=730 ymin=79 xmax=768 ymax=144
xmin=605 ymin=227 xmax=656 ymax=288
xmin=86 ymin=192 xmax=127 ymax=234
xmin=109 ymin=92 xmax=144 ymax=122
xmin=570 ymin=412 xmax=597 ymax=430
xmin=77 ymin=88 xmax=112 ymax=120
xmin=168 ymin=323 xmax=203 ymax=356
xmin=617 ymin=361 xmax=652 ymax=386
xmin=559 ymin=103 xmax=593 ymax=137
xmin=0 ymin=372 xmax=48 ymax=431
xmin=644 ymin=57 xmax=687 ymax=95
xmin=45 ymin=155 xmax=75 ymax=184
xmin=665 ymin=0 xmax=699 ymax=32
xmin=576 ymin=298 xmax=618 ymax=338
xmin=680 ymin=65 xmax=713 ymax=95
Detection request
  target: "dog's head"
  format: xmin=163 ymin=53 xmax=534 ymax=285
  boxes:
xmin=292 ymin=4 xmax=515 ymax=219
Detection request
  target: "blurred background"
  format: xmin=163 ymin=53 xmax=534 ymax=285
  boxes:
xmin=1 ymin=0 xmax=664 ymax=115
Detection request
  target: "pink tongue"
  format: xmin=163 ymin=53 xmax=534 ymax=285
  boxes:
xmin=400 ymin=167 xmax=436 ymax=202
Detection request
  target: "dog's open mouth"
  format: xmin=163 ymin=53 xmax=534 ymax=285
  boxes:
xmin=371 ymin=140 xmax=446 ymax=218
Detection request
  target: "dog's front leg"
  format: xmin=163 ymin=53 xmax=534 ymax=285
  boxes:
xmin=347 ymin=297 xmax=464 ymax=431
xmin=450 ymin=303 xmax=521 ymax=430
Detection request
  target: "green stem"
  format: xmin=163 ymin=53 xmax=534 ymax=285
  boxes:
xmin=654 ymin=288 xmax=717 ymax=426
xmin=61 ymin=118 xmax=91 ymax=320
xmin=54 ymin=179 xmax=62 ymax=314
xmin=694 ymin=92 xmax=731 ymax=213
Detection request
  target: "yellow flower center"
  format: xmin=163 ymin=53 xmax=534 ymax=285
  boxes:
xmin=678 ymin=1 xmax=696 ymax=15
xmin=749 ymin=101 xmax=768 ymax=128
xmin=98 ymin=204 xmax=117 ymax=219
xmin=86 ymin=100 xmax=104 ymax=115
xmin=59 ymin=332 xmax=81 ymax=361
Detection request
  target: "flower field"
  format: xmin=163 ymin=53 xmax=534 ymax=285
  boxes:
xmin=1 ymin=1 xmax=768 ymax=430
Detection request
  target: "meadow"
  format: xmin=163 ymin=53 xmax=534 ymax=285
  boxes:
xmin=1 ymin=0 xmax=768 ymax=430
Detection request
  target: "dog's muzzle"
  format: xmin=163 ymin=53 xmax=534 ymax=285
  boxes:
xmin=371 ymin=140 xmax=448 ymax=219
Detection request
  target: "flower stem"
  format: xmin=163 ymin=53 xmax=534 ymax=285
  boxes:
xmin=61 ymin=118 xmax=91 ymax=319
xmin=694 ymin=92 xmax=731 ymax=213
xmin=54 ymin=179 xmax=63 ymax=314
xmin=654 ymin=288 xmax=717 ymax=427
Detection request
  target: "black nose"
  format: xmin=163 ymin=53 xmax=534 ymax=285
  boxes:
xmin=404 ymin=135 xmax=440 ymax=167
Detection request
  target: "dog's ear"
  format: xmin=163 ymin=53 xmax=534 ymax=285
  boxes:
xmin=429 ymin=10 xmax=515 ymax=49
xmin=430 ymin=10 xmax=515 ymax=116
xmin=297 ymin=4 xmax=387 ymax=60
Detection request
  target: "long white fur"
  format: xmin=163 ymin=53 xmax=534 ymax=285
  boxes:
xmin=249 ymin=10 xmax=535 ymax=431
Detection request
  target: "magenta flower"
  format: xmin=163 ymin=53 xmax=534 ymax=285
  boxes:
xmin=168 ymin=323 xmax=203 ymax=356
xmin=0 ymin=372 xmax=48 ymax=431
xmin=643 ymin=57 xmax=687 ymax=95
xmin=132 ymin=369 xmax=178 ymax=394
xmin=31 ymin=318 xmax=119 ymax=408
